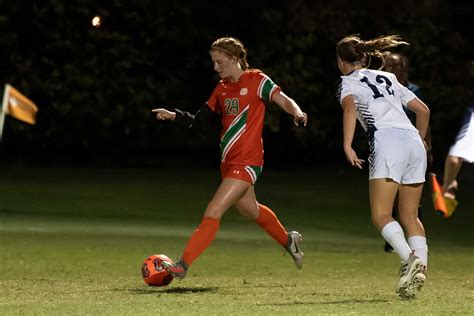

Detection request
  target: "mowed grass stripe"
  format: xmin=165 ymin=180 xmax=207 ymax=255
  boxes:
xmin=0 ymin=166 xmax=472 ymax=315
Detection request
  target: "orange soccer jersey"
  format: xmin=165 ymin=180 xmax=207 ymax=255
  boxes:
xmin=207 ymin=70 xmax=281 ymax=166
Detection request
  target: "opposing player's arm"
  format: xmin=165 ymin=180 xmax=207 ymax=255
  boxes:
xmin=341 ymin=95 xmax=364 ymax=169
xmin=406 ymin=98 xmax=430 ymax=141
xmin=272 ymin=91 xmax=307 ymax=126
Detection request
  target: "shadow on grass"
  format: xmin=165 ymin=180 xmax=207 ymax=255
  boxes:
xmin=125 ymin=287 xmax=218 ymax=295
xmin=258 ymin=298 xmax=388 ymax=306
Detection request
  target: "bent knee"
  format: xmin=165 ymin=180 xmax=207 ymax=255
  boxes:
xmin=236 ymin=207 xmax=252 ymax=217
xmin=399 ymin=213 xmax=419 ymax=226
xmin=447 ymin=155 xmax=461 ymax=165
xmin=204 ymin=202 xmax=224 ymax=219
xmin=371 ymin=213 xmax=393 ymax=230
xmin=236 ymin=204 xmax=259 ymax=219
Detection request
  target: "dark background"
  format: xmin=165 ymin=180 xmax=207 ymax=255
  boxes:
xmin=0 ymin=0 xmax=472 ymax=172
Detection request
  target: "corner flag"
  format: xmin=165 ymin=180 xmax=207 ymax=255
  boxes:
xmin=430 ymin=172 xmax=458 ymax=218
xmin=0 ymin=84 xmax=39 ymax=140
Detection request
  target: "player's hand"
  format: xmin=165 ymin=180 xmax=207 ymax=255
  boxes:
xmin=442 ymin=180 xmax=458 ymax=199
xmin=344 ymin=147 xmax=364 ymax=169
xmin=293 ymin=111 xmax=307 ymax=127
xmin=152 ymin=108 xmax=176 ymax=121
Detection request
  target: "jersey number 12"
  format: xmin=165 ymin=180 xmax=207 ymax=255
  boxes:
xmin=360 ymin=75 xmax=394 ymax=99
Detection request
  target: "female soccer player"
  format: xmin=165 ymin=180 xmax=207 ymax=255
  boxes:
xmin=152 ymin=37 xmax=307 ymax=280
xmin=336 ymin=35 xmax=430 ymax=298
xmin=442 ymin=104 xmax=474 ymax=200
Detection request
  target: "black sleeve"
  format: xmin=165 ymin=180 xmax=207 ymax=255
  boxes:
xmin=173 ymin=103 xmax=217 ymax=132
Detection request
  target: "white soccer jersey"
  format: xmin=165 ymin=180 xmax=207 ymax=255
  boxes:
xmin=338 ymin=69 xmax=418 ymax=133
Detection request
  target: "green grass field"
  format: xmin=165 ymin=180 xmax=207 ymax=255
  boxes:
xmin=0 ymin=165 xmax=472 ymax=315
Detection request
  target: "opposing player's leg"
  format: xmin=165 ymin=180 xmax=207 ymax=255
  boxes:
xmin=235 ymin=188 xmax=303 ymax=269
xmin=370 ymin=179 xmax=412 ymax=260
xmin=385 ymin=194 xmax=400 ymax=253
xmin=398 ymin=182 xmax=427 ymax=297
xmin=163 ymin=178 xmax=251 ymax=279
xmin=370 ymin=130 xmax=416 ymax=263
xmin=369 ymin=178 xmax=422 ymax=297
xmin=396 ymin=252 xmax=423 ymax=299
xmin=398 ymin=184 xmax=426 ymax=247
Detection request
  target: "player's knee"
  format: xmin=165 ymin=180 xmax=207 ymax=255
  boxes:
xmin=371 ymin=213 xmax=392 ymax=230
xmin=204 ymin=202 xmax=224 ymax=219
xmin=447 ymin=155 xmax=461 ymax=165
xmin=399 ymin=212 xmax=418 ymax=227
xmin=371 ymin=214 xmax=382 ymax=229
xmin=236 ymin=207 xmax=251 ymax=217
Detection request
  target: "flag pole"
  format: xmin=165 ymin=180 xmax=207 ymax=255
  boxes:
xmin=0 ymin=84 xmax=10 ymax=142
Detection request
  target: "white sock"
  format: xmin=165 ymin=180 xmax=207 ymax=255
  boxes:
xmin=408 ymin=236 xmax=428 ymax=268
xmin=381 ymin=221 xmax=411 ymax=262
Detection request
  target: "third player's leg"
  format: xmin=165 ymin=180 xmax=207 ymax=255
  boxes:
xmin=442 ymin=155 xmax=462 ymax=196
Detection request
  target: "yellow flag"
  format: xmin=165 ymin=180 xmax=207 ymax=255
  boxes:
xmin=2 ymin=84 xmax=38 ymax=125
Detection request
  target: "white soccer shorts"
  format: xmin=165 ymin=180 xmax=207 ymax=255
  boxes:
xmin=369 ymin=128 xmax=427 ymax=184
xmin=448 ymin=108 xmax=474 ymax=163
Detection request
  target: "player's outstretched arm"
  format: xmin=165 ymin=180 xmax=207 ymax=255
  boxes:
xmin=152 ymin=108 xmax=177 ymax=121
xmin=152 ymin=103 xmax=215 ymax=130
xmin=272 ymin=91 xmax=308 ymax=127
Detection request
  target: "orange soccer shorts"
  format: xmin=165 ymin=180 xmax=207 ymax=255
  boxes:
xmin=220 ymin=163 xmax=263 ymax=185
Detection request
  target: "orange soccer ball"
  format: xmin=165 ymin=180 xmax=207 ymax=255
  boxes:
xmin=141 ymin=254 xmax=174 ymax=287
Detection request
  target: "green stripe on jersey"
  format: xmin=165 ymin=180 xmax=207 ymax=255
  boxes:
xmin=220 ymin=108 xmax=249 ymax=160
xmin=260 ymin=78 xmax=277 ymax=101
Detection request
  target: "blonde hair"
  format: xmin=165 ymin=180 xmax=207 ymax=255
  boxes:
xmin=210 ymin=37 xmax=250 ymax=70
xmin=337 ymin=35 xmax=409 ymax=69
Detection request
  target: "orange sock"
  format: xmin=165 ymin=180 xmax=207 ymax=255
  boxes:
xmin=181 ymin=217 xmax=220 ymax=266
xmin=256 ymin=204 xmax=288 ymax=246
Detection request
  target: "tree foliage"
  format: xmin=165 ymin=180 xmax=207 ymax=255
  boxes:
xmin=0 ymin=0 xmax=472 ymax=168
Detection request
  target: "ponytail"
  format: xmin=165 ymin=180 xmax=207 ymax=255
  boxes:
xmin=337 ymin=35 xmax=409 ymax=69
